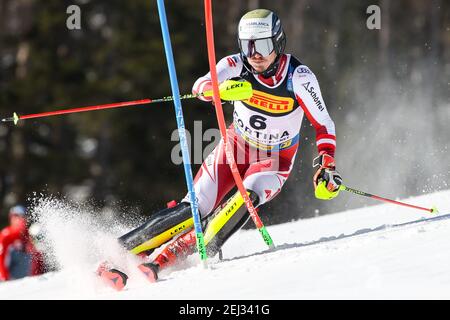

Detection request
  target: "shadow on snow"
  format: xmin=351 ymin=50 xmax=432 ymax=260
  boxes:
xmin=220 ymin=211 xmax=450 ymax=263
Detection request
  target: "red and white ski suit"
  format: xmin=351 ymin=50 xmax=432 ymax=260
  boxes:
xmin=187 ymin=54 xmax=336 ymax=217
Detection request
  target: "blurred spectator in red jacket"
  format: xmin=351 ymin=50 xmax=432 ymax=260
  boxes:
xmin=0 ymin=205 xmax=45 ymax=281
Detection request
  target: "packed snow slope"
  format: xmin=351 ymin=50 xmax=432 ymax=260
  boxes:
xmin=1 ymin=189 xmax=450 ymax=300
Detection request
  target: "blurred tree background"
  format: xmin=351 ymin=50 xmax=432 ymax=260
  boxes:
xmin=0 ymin=0 xmax=449 ymax=227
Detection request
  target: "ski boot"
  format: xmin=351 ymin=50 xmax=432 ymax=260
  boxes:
xmin=137 ymin=228 xmax=197 ymax=283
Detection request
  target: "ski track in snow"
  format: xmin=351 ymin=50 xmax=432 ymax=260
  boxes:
xmin=1 ymin=190 xmax=449 ymax=299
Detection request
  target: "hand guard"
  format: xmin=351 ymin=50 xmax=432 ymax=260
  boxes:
xmin=313 ymin=152 xmax=343 ymax=200
xmin=203 ymin=79 xmax=253 ymax=101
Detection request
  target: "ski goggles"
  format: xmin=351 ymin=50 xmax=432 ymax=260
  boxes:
xmin=239 ymin=37 xmax=275 ymax=58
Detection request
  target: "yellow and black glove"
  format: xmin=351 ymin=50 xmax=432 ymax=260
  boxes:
xmin=313 ymin=152 xmax=343 ymax=200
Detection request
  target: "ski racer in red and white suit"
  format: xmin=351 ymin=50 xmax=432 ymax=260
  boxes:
xmin=105 ymin=9 xmax=342 ymax=287
xmin=188 ymin=52 xmax=337 ymax=217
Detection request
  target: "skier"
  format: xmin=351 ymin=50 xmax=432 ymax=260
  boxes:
xmin=0 ymin=205 xmax=45 ymax=281
xmin=98 ymin=8 xmax=342 ymax=290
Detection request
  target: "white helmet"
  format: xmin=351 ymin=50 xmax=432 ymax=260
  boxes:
xmin=238 ymin=9 xmax=286 ymax=77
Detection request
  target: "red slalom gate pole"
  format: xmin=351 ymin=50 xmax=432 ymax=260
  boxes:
xmin=203 ymin=0 xmax=274 ymax=248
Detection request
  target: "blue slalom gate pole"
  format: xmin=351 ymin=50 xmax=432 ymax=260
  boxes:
xmin=156 ymin=0 xmax=207 ymax=266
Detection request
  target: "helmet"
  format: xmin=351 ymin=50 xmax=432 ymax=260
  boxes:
xmin=238 ymin=9 xmax=286 ymax=77
xmin=9 ymin=205 xmax=27 ymax=217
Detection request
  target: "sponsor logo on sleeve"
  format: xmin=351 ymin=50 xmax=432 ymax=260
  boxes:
xmin=301 ymin=82 xmax=324 ymax=111
xmin=297 ymin=67 xmax=312 ymax=74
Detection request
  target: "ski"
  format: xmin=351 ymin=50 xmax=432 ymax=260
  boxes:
xmin=137 ymin=263 xmax=159 ymax=283
xmin=96 ymin=261 xmax=159 ymax=291
xmin=96 ymin=262 xmax=129 ymax=291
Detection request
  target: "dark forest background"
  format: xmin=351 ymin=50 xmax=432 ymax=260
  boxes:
xmin=0 ymin=0 xmax=449 ymax=227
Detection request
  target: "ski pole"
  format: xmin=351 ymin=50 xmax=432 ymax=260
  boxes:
xmin=1 ymin=93 xmax=204 ymax=125
xmin=340 ymin=184 xmax=438 ymax=213
xmin=203 ymin=0 xmax=274 ymax=249
xmin=157 ymin=0 xmax=207 ymax=267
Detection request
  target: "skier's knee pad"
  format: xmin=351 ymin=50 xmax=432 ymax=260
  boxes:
xmin=204 ymin=190 xmax=259 ymax=257
xmin=118 ymin=202 xmax=194 ymax=254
